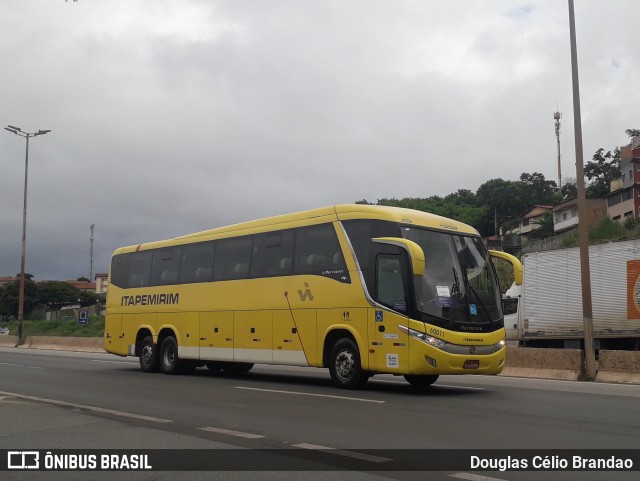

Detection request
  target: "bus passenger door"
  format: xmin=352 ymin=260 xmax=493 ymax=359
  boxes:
xmin=199 ymin=311 xmax=233 ymax=361
xmin=370 ymin=254 xmax=411 ymax=373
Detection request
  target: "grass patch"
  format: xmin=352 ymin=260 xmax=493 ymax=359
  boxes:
xmin=0 ymin=316 xmax=104 ymax=337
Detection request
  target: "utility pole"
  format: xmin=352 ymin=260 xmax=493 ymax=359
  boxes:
xmin=89 ymin=224 xmax=95 ymax=281
xmin=554 ymin=111 xmax=562 ymax=190
xmin=568 ymin=0 xmax=596 ymax=380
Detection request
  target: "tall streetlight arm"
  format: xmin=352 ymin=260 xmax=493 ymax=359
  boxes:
xmin=4 ymin=124 xmax=51 ymax=344
xmin=4 ymin=125 xmax=50 ymax=138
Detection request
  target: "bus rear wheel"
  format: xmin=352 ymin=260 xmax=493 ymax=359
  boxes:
xmin=159 ymin=336 xmax=188 ymax=375
xmin=404 ymin=374 xmax=439 ymax=389
xmin=139 ymin=335 xmax=159 ymax=373
xmin=329 ymin=338 xmax=367 ymax=389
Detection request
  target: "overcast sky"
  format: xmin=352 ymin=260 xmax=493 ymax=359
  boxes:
xmin=1 ymin=0 xmax=638 ymax=281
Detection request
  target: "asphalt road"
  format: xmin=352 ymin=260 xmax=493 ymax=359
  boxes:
xmin=0 ymin=347 xmax=639 ymax=481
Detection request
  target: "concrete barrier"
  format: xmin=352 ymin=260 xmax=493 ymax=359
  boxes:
xmin=0 ymin=335 xmax=19 ymax=347
xmin=501 ymin=347 xmax=585 ymax=381
xmin=596 ymin=350 xmax=640 ymax=384
xmin=17 ymin=336 xmax=105 ymax=353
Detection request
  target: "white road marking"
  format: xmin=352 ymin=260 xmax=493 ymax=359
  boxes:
xmin=198 ymin=427 xmax=264 ymax=439
xmin=0 ymin=390 xmax=173 ymax=424
xmin=235 ymin=386 xmax=385 ymax=404
xmin=0 ymin=362 xmax=43 ymax=369
xmin=293 ymin=443 xmax=391 ymax=463
xmin=450 ymin=473 xmax=508 ymax=481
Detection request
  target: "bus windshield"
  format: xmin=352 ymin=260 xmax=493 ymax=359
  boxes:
xmin=401 ymin=227 xmax=502 ymax=326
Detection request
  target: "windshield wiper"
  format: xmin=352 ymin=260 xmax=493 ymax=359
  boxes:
xmin=451 ymin=267 xmax=460 ymax=297
xmin=459 ymin=267 xmax=490 ymax=321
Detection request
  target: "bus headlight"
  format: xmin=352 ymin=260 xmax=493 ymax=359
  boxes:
xmin=399 ymin=325 xmax=505 ymax=355
xmin=398 ymin=325 xmax=446 ymax=349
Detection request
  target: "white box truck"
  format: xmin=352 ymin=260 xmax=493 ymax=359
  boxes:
xmin=502 ymin=239 xmax=640 ymax=350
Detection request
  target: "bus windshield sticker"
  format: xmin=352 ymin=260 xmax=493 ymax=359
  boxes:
xmin=469 ymin=304 xmax=478 ymax=316
xmin=436 ymin=286 xmax=450 ymax=297
xmin=394 ymin=301 xmax=406 ymax=312
xmin=436 ymin=296 xmax=454 ymax=308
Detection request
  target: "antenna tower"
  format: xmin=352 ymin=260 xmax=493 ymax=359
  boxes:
xmin=554 ymin=111 xmax=562 ymax=189
xmin=89 ymin=224 xmax=95 ymax=280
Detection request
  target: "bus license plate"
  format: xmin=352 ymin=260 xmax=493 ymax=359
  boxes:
xmin=463 ymin=360 xmax=479 ymax=369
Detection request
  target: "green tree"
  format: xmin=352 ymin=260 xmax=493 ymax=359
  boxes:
xmin=0 ymin=279 xmax=38 ymax=319
xmin=585 ymin=147 xmax=621 ymax=197
xmin=360 ymin=172 xmax=559 ymax=237
xmin=78 ymin=290 xmax=99 ymax=308
xmin=0 ymin=285 xmax=6 ymax=319
xmin=476 ymin=178 xmax=529 ymax=235
xmin=519 ymin=172 xmax=558 ymax=205
xmin=37 ymin=281 xmax=82 ymax=313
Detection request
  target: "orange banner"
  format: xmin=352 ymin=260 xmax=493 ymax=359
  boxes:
xmin=627 ymin=260 xmax=640 ymax=319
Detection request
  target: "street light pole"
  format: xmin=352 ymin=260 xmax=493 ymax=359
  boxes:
xmin=4 ymin=125 xmax=51 ymax=344
xmin=567 ymin=0 xmax=596 ymax=380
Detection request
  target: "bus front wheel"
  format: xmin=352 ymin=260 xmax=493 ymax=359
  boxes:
xmin=404 ymin=374 xmax=439 ymax=389
xmin=329 ymin=338 xmax=367 ymax=389
xmin=139 ymin=335 xmax=159 ymax=373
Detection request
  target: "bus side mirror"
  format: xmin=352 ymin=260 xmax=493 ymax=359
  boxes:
xmin=372 ymin=237 xmax=425 ymax=277
xmin=489 ymin=250 xmax=523 ymax=286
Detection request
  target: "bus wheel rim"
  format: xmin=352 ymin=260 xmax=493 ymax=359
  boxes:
xmin=335 ymin=351 xmax=354 ymax=380
xmin=141 ymin=345 xmax=153 ymax=365
xmin=164 ymin=347 xmax=175 ymax=367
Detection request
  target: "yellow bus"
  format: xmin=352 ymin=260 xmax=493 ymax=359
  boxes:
xmin=105 ymin=204 xmax=521 ymax=389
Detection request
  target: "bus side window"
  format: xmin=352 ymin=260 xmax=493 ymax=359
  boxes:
xmin=128 ymin=251 xmax=152 ymax=288
xmin=251 ymin=230 xmax=294 ymax=278
xmin=150 ymin=246 xmax=182 ymax=286
xmin=294 ymin=224 xmax=347 ymax=280
xmin=110 ymin=253 xmax=132 ymax=288
xmin=180 ymin=242 xmax=215 ymax=283
xmin=213 ymin=236 xmax=253 ymax=281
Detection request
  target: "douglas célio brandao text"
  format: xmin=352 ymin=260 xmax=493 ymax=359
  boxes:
xmin=470 ymin=455 xmax=634 ymax=472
